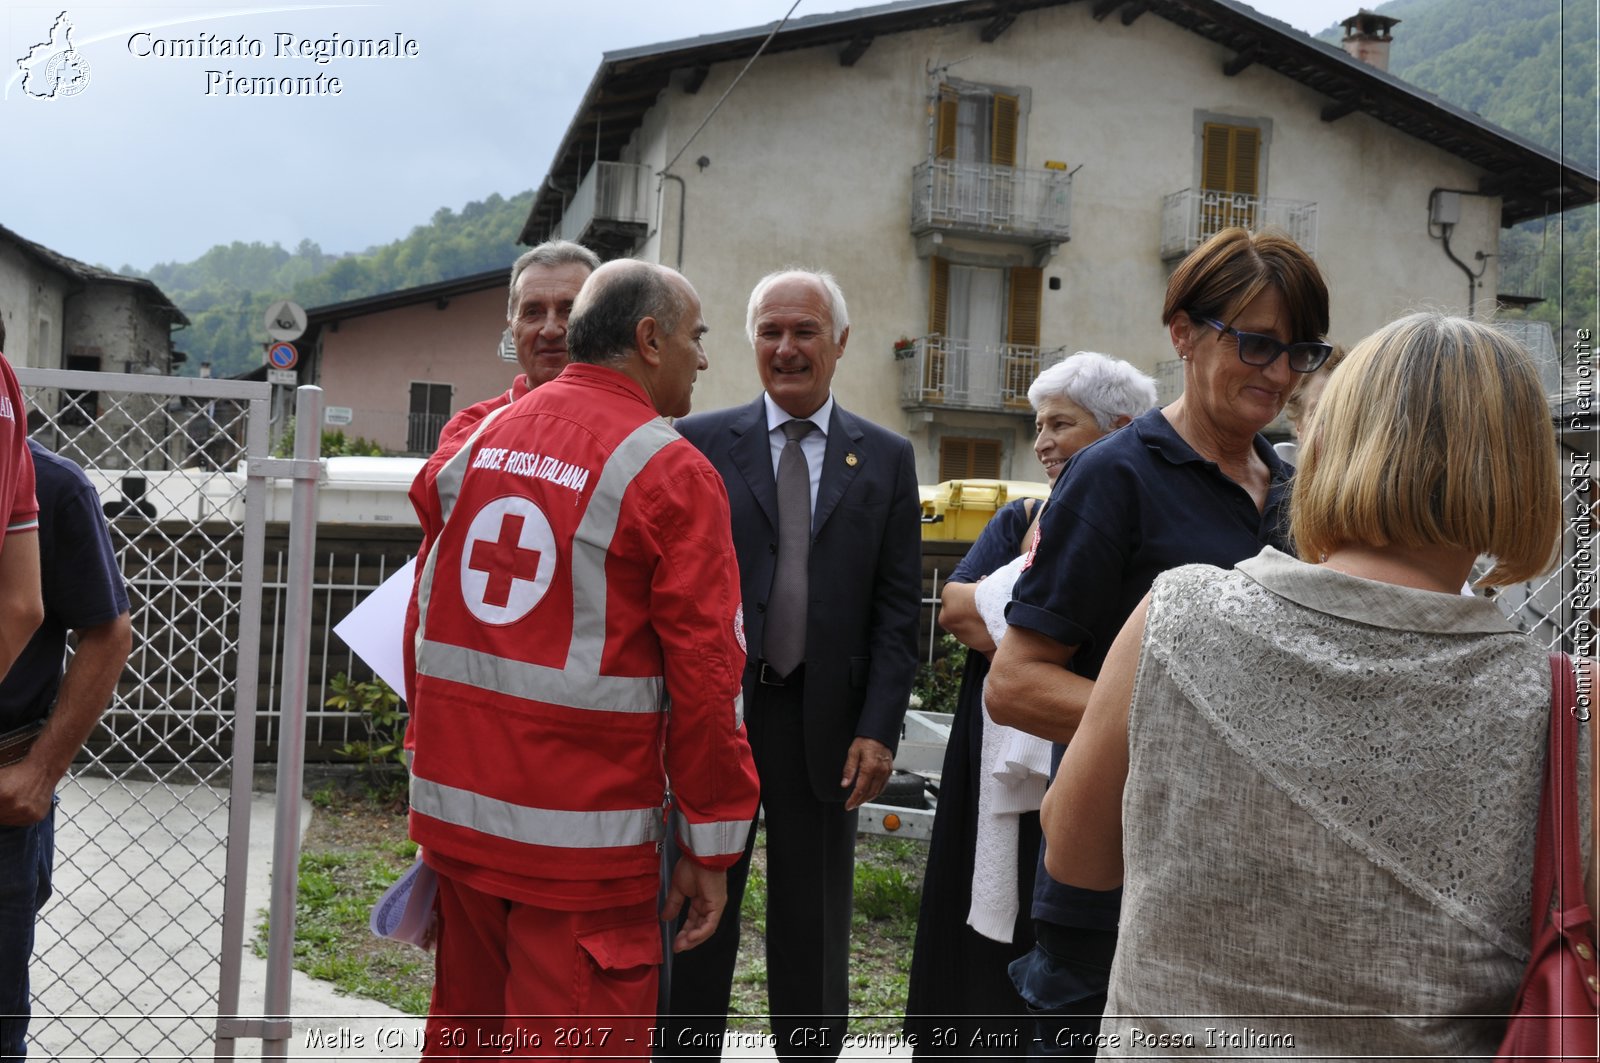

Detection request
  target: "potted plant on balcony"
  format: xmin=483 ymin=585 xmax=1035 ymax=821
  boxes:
xmin=893 ymin=335 xmax=917 ymax=360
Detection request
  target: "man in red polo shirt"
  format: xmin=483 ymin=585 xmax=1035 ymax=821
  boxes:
xmin=0 ymin=329 xmax=42 ymax=679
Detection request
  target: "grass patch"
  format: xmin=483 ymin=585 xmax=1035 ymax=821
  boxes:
xmin=729 ymin=829 xmax=926 ymax=1035
xmin=253 ymin=796 xmax=433 ymax=1015
xmin=275 ymin=794 xmax=927 ymax=1037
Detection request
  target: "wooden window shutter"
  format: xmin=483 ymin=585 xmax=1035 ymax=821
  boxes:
xmin=939 ymin=438 xmax=1002 ymax=481
xmin=990 ymin=93 xmax=1019 ymax=167
xmin=1201 ymin=122 xmax=1260 ymax=195
xmin=972 ymin=439 xmax=1001 ymax=479
xmin=935 ymin=87 xmax=959 ymax=160
xmin=928 ymin=257 xmax=950 ymax=335
xmin=1232 ymin=126 xmax=1260 ymax=196
xmin=1006 ymin=267 xmax=1042 ymax=347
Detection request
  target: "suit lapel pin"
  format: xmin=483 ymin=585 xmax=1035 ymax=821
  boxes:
xmin=845 ymin=453 xmax=859 ymax=467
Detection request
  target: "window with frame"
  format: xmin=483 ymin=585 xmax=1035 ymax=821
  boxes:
xmin=925 ymin=258 xmax=1042 ymax=406
xmin=407 ymin=381 xmax=453 ymax=454
xmin=1200 ymin=121 xmax=1262 ymax=234
xmin=935 ymin=85 xmax=1021 ymax=167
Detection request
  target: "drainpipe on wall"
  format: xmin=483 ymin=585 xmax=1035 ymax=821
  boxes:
xmin=1428 ymin=188 xmax=1491 ymax=317
xmin=659 ymin=172 xmax=687 ymax=270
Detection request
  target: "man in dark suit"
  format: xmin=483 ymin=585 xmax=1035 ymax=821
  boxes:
xmin=664 ymin=270 xmax=922 ymax=1061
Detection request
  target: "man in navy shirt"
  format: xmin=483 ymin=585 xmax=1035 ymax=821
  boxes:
xmin=0 ymin=440 xmax=131 ymax=1058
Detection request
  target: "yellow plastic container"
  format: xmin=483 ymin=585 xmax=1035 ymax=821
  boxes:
xmin=920 ymin=479 xmax=1050 ymax=541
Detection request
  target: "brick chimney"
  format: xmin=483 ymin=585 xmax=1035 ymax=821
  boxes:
xmin=1340 ymin=10 xmax=1401 ymax=73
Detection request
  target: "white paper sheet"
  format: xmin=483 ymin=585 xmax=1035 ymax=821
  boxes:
xmin=332 ymin=557 xmax=416 ymax=700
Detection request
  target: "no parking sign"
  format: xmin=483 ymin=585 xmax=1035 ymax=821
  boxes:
xmin=267 ymin=342 xmax=298 ymax=370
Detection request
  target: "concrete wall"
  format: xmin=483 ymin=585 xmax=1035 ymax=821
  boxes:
xmin=313 ymin=285 xmax=513 ymax=453
xmin=606 ymin=3 xmax=1502 ymax=484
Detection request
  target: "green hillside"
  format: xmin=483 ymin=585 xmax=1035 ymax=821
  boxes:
xmin=128 ymin=191 xmax=532 ymax=378
xmin=1321 ymin=0 xmax=1596 ymax=345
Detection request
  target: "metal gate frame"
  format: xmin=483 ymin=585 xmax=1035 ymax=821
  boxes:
xmin=13 ymin=368 xmax=319 ymax=1061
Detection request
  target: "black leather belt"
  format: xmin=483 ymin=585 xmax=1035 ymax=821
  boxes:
xmin=757 ymin=661 xmax=802 ymax=687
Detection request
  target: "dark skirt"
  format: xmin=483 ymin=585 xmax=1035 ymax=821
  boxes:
xmin=904 ymin=654 xmax=1040 ymax=1059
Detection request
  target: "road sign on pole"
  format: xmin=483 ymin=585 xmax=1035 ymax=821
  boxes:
xmin=267 ymin=342 xmax=299 ymax=370
xmin=264 ymin=301 xmax=307 ymax=342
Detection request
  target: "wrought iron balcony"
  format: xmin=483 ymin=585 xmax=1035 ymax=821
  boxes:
xmin=1495 ymin=245 xmax=1545 ymax=307
xmin=1154 ymin=357 xmax=1185 ymax=407
xmin=896 ymin=336 xmax=1063 ymax=413
xmin=556 ymin=161 xmax=653 ymax=255
xmin=911 ymin=159 xmax=1072 ymax=243
xmin=1160 ymin=189 xmax=1318 ymax=260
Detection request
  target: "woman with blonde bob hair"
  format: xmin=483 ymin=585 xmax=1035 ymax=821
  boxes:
xmin=1293 ymin=313 xmax=1559 ymax=585
xmin=1041 ymin=312 xmax=1594 ymax=1056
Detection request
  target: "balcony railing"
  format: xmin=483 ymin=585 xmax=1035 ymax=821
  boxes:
xmin=557 ymin=161 xmax=653 ymax=247
xmin=406 ymin=411 xmax=448 ymax=455
xmin=1160 ymin=189 xmax=1318 ymax=260
xmin=1154 ymin=357 xmax=1185 ymax=406
xmin=1496 ymin=246 xmax=1545 ymax=305
xmin=911 ymin=159 xmax=1072 ymax=242
xmin=896 ymin=336 xmax=1063 ymax=412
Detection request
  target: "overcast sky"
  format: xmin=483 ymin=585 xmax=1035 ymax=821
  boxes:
xmin=1 ymin=0 xmax=1380 ymax=272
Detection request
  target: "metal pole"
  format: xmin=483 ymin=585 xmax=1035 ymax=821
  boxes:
xmin=262 ymin=385 xmax=324 ymax=1060
xmin=214 ymin=389 xmax=275 ymax=1061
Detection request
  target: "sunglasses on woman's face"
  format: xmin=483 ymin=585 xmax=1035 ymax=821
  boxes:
xmin=1190 ymin=315 xmax=1333 ymax=374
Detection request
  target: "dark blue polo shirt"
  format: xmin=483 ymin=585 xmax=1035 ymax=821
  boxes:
xmin=949 ymin=498 xmax=1032 ymax=586
xmin=1006 ymin=407 xmax=1293 ymax=928
xmin=0 ymin=441 xmax=129 ymax=732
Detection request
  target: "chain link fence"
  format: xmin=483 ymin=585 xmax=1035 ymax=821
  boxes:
xmin=16 ymin=367 xmax=271 ymax=1061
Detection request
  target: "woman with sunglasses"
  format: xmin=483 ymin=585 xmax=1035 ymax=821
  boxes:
xmin=986 ymin=226 xmax=1329 ymax=1055
xmin=1040 ymin=313 xmax=1592 ymax=1056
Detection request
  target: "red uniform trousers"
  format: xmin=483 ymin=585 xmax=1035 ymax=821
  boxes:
xmin=424 ymin=873 xmax=660 ymax=1060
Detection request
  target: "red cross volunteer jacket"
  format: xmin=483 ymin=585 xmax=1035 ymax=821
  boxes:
xmin=407 ymin=363 xmax=759 ymax=909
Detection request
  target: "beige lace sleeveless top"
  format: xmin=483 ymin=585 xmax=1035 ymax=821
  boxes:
xmin=1099 ymin=548 xmax=1591 ymax=1059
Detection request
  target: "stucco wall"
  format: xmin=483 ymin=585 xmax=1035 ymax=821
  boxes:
xmin=314 ymin=285 xmax=513 ymax=453
xmin=0 ymin=244 xmax=69 ymax=370
xmin=611 ymin=3 xmax=1503 ymax=484
xmin=64 ymin=284 xmax=175 ymax=373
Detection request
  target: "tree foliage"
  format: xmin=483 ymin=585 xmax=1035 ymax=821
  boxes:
xmin=129 ymin=191 xmax=533 ymax=379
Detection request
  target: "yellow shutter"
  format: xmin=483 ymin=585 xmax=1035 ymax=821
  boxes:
xmin=928 ymin=257 xmax=950 ymax=335
xmin=924 ymin=257 xmax=950 ymax=400
xmin=972 ymin=439 xmax=1001 ymax=479
xmin=1006 ymin=267 xmax=1042 ymax=347
xmin=1005 ymin=267 xmax=1043 ymax=407
xmin=935 ymin=87 xmax=958 ymax=160
xmin=1201 ymin=122 xmax=1260 ymax=194
xmin=991 ymin=93 xmax=1019 ymax=167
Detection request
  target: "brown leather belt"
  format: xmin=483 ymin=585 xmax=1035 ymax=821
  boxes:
xmin=0 ymin=722 xmax=44 ymax=768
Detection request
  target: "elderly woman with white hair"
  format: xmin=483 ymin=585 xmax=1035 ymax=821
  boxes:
xmin=904 ymin=352 xmax=1157 ymax=1058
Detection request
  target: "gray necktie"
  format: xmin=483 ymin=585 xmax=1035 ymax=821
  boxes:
xmin=764 ymin=419 xmax=814 ymax=677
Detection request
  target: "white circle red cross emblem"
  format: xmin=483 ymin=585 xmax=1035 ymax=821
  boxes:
xmin=459 ymin=496 xmax=557 ymax=625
